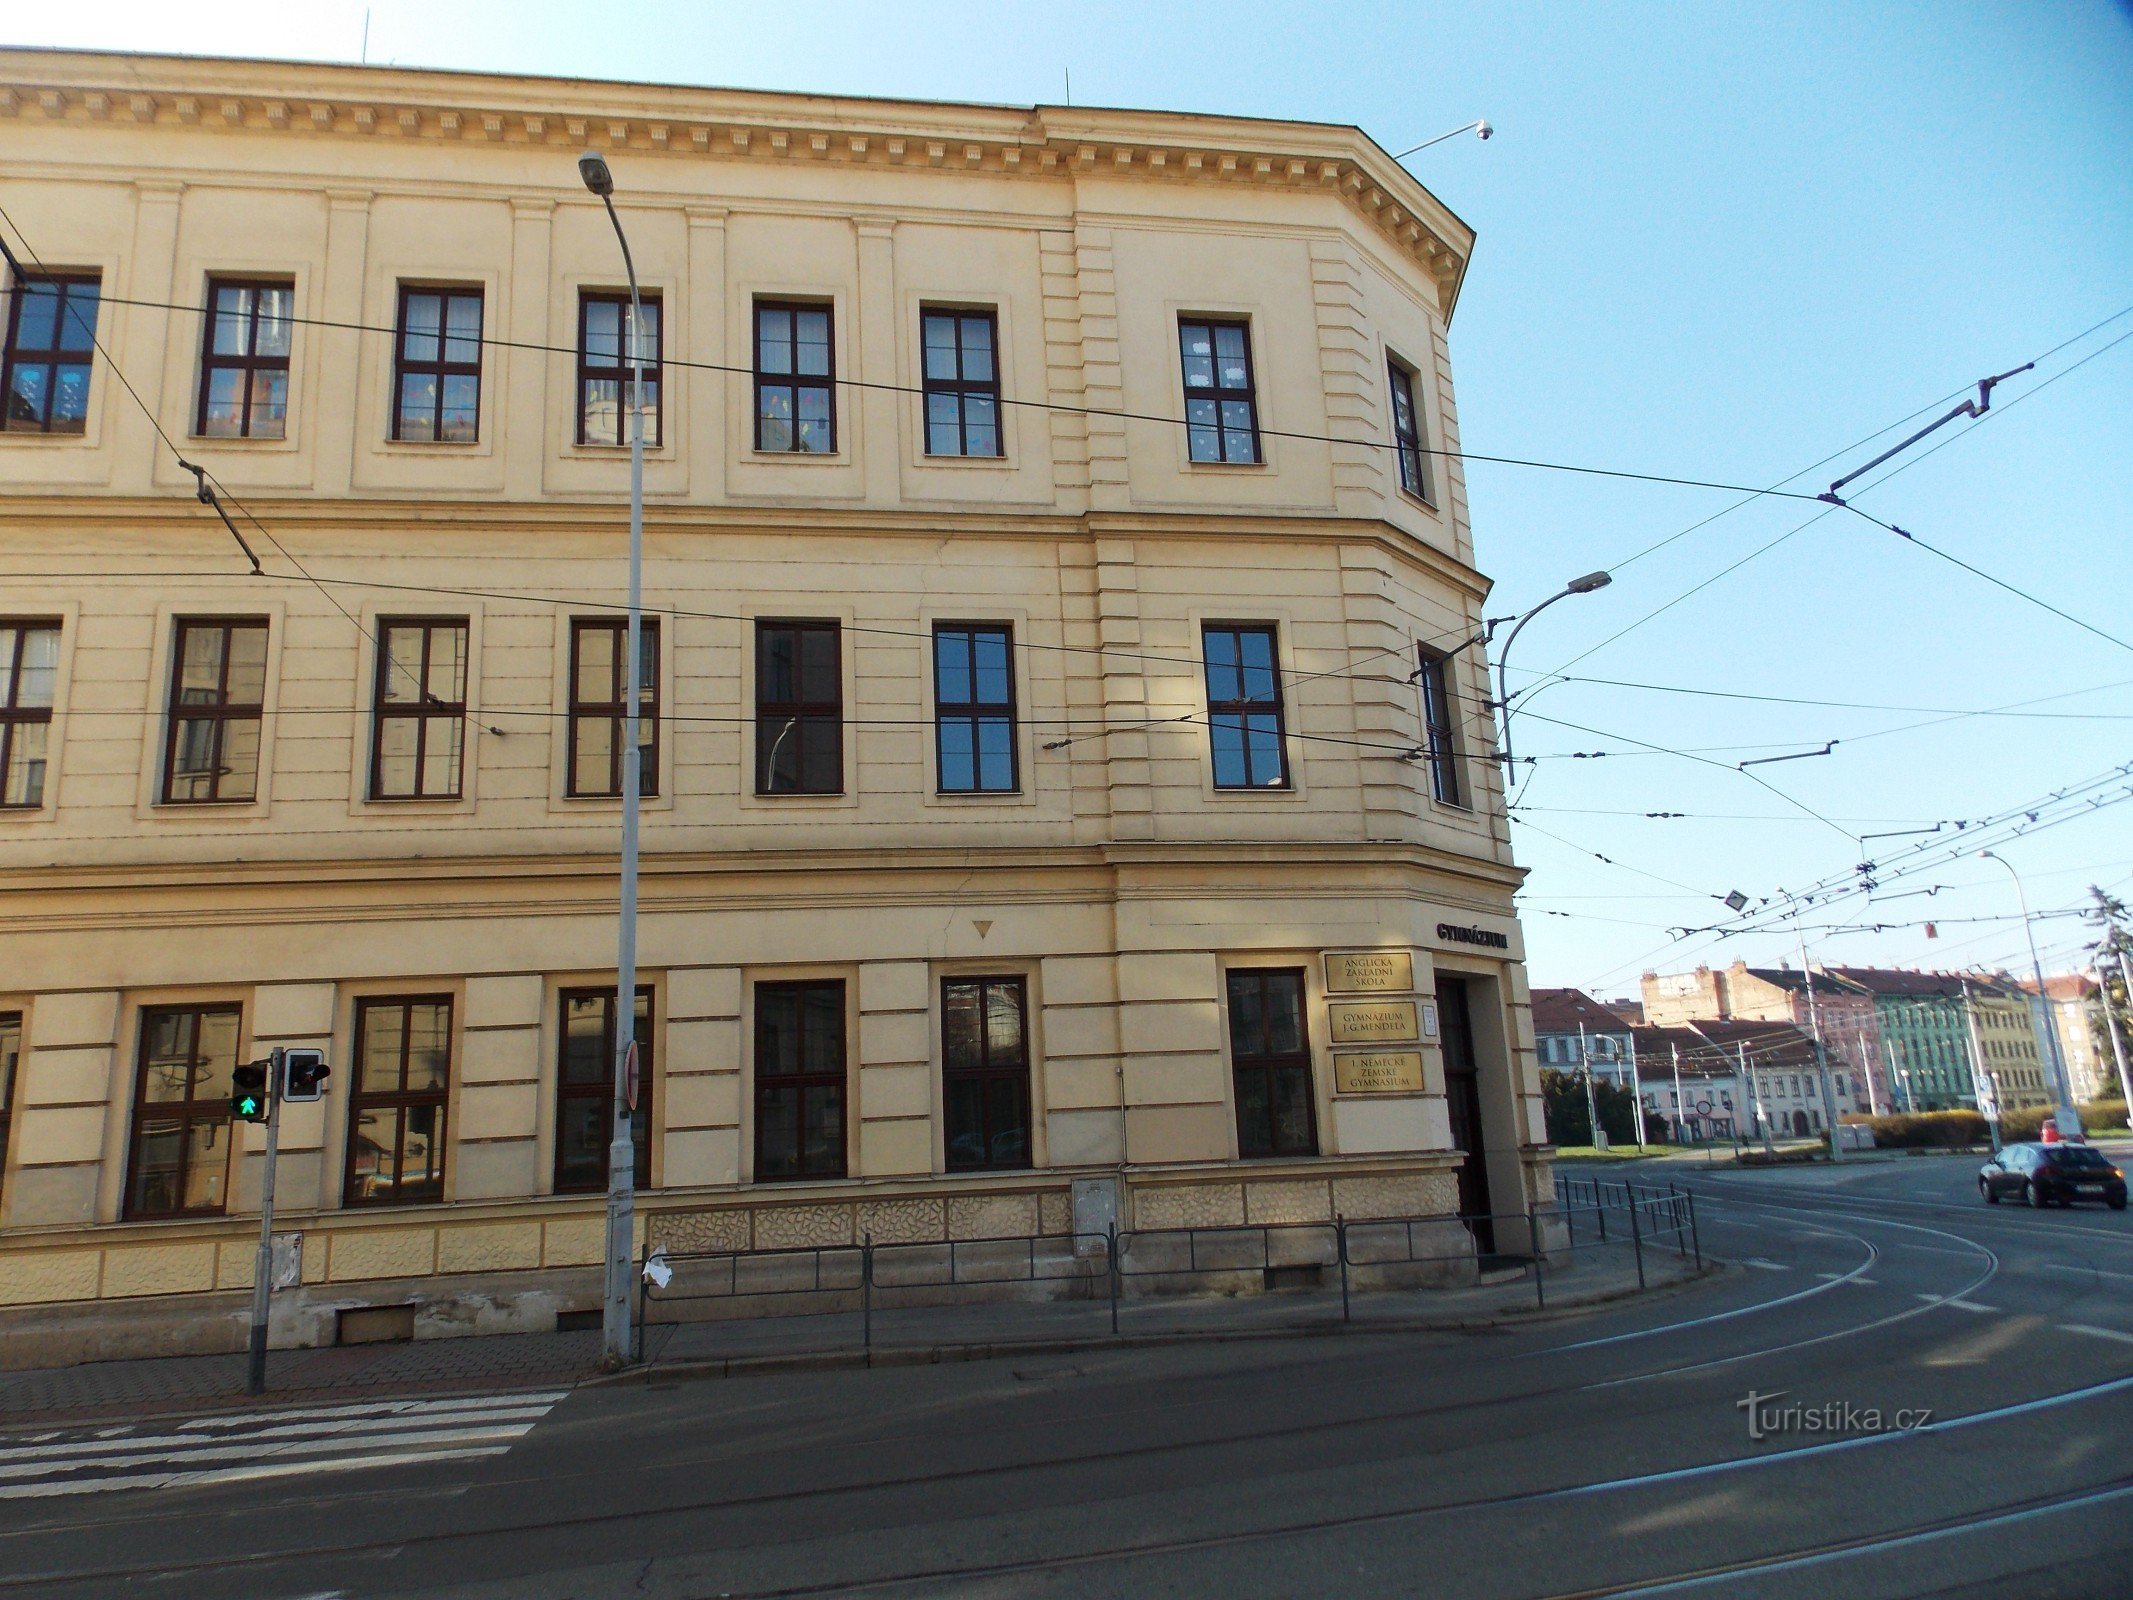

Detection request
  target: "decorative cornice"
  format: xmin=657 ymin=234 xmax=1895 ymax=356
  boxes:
xmin=0 ymin=49 xmax=1474 ymax=317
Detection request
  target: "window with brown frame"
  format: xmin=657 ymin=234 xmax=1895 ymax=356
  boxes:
xmin=1226 ymin=969 xmax=1317 ymax=1158
xmin=3 ymin=271 xmax=99 ymax=434
xmin=0 ymin=1011 xmax=19 ymax=1203
xmin=370 ymin=618 xmax=468 ymax=800
xmin=345 ymin=996 xmax=451 ymax=1206
xmin=942 ymin=977 xmax=1031 ymax=1172
xmin=577 ymin=290 xmax=661 ymax=447
xmin=554 ymin=988 xmax=652 ymax=1194
xmin=568 ymin=618 xmax=659 ymax=798
xmin=1388 ymin=356 xmax=1433 ymax=502
xmin=1415 ymin=646 xmax=1464 ymax=808
xmin=1178 ymin=317 xmax=1260 ymax=464
xmin=392 ymin=286 xmax=483 ymax=443
xmin=1202 ymin=624 xmax=1289 ymax=789
xmin=755 ymin=620 xmax=841 ymax=794
xmin=126 ymin=1003 xmax=243 ymax=1219
xmin=754 ymin=980 xmax=846 ymax=1181
xmin=162 ymin=618 xmax=268 ymax=804
xmin=0 ymin=620 xmax=59 ymax=809
xmin=921 ymin=309 xmax=1001 ymax=457
xmin=933 ymin=624 xmax=1016 ymax=793
xmin=197 ymin=277 xmax=293 ymax=439
xmin=754 ymin=301 xmax=835 ymax=453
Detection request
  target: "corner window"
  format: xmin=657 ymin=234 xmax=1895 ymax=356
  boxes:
xmin=126 ymin=1004 xmax=242 ymax=1219
xmin=1178 ymin=317 xmax=1259 ymax=464
xmin=754 ymin=980 xmax=846 ymax=1181
xmin=1202 ymin=624 xmax=1288 ymax=789
xmin=163 ymin=618 xmax=268 ymax=804
xmin=370 ymin=618 xmax=468 ymax=800
xmin=555 ymin=988 xmax=651 ymax=1194
xmin=754 ymin=301 xmax=835 ymax=453
xmin=755 ymin=620 xmax=841 ymax=794
xmin=933 ymin=624 xmax=1016 ymax=793
xmin=392 ymin=286 xmax=483 ymax=443
xmin=1388 ymin=357 xmax=1432 ymax=501
xmin=568 ymin=618 xmax=659 ymax=798
xmin=921 ymin=309 xmax=1000 ymax=457
xmin=942 ymin=977 xmax=1031 ymax=1172
xmin=0 ymin=620 xmax=59 ymax=809
xmin=346 ymin=997 xmax=452 ymax=1206
xmin=1415 ymin=647 xmax=1463 ymax=808
xmin=577 ymin=291 xmax=661 ymax=447
xmin=1227 ymin=969 xmax=1317 ymax=1158
xmin=3 ymin=272 xmax=99 ymax=434
xmin=198 ymin=278 xmax=293 ymax=439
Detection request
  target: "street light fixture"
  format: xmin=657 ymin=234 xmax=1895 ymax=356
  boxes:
xmin=581 ymin=148 xmax=646 ymax=1368
xmin=1484 ymin=571 xmax=1611 ymax=767
xmin=1393 ymin=120 xmax=1494 ymax=160
xmin=1978 ymin=850 xmax=2082 ymax=1138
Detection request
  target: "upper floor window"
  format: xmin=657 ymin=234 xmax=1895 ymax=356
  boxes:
xmin=921 ymin=309 xmax=1001 ymax=457
xmin=754 ymin=301 xmax=834 ymax=453
xmin=568 ymin=618 xmax=659 ymax=799
xmin=126 ymin=1003 xmax=242 ymax=1219
xmin=1388 ymin=357 xmax=1432 ymax=501
xmin=0 ymin=620 xmax=59 ymax=809
xmin=1415 ymin=647 xmax=1463 ymax=808
xmin=1202 ymin=624 xmax=1288 ymax=789
xmin=392 ymin=286 xmax=483 ymax=443
xmin=163 ymin=618 xmax=268 ymax=804
xmin=934 ymin=624 xmax=1016 ymax=793
xmin=198 ymin=278 xmax=293 ymax=439
xmin=577 ymin=291 xmax=661 ymax=447
xmin=371 ymin=618 xmax=468 ymax=800
xmin=756 ymin=620 xmax=841 ymax=794
xmin=3 ymin=272 xmax=99 ymax=434
xmin=1178 ymin=317 xmax=1259 ymax=464
xmin=346 ymin=996 xmax=452 ymax=1206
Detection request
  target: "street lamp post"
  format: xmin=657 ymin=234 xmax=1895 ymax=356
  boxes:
xmin=1979 ymin=851 xmax=2081 ymax=1137
xmin=580 ymin=149 xmax=645 ymax=1368
xmin=1483 ymin=571 xmax=1610 ymax=768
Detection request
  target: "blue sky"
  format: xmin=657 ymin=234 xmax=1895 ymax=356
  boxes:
xmin=14 ymin=2 xmax=2132 ymax=995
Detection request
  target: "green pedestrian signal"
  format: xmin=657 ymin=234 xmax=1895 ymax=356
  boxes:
xmin=231 ymin=1061 xmax=270 ymax=1123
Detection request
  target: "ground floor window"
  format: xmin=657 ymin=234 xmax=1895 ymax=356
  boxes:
xmin=127 ymin=1004 xmax=242 ymax=1218
xmin=1226 ymin=968 xmax=1317 ymax=1158
xmin=755 ymin=980 xmax=846 ymax=1181
xmin=556 ymin=988 xmax=652 ymax=1193
xmin=0 ymin=1011 xmax=17 ymax=1202
xmin=346 ymin=996 xmax=452 ymax=1205
xmin=942 ymin=976 xmax=1030 ymax=1171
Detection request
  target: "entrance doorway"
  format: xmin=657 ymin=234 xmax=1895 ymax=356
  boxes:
xmin=1437 ymin=975 xmax=1497 ymax=1254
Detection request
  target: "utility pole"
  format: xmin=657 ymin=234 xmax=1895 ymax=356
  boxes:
xmin=1796 ymin=934 xmax=1845 ymax=1160
xmin=2098 ymin=955 xmax=2133 ymax=1120
xmin=1670 ymin=1041 xmax=1687 ymax=1145
xmin=1577 ymin=1021 xmax=1606 ymax=1150
xmin=1884 ymin=1037 xmax=1914 ymax=1115
xmin=1624 ymin=1030 xmax=1649 ymax=1148
xmin=1958 ymin=981 xmax=2001 ymax=1153
xmin=1980 ymin=850 xmax=2080 ymax=1136
xmin=1742 ymin=1040 xmax=1774 ymax=1154
xmin=1855 ymin=1028 xmax=1881 ymax=1116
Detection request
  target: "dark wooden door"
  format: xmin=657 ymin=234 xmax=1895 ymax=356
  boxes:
xmin=1437 ymin=976 xmax=1496 ymax=1253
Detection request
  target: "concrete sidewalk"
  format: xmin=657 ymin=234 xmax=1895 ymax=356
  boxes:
xmin=0 ymin=1238 xmax=1709 ymax=1427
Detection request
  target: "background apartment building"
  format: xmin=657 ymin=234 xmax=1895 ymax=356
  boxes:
xmin=0 ymin=52 xmax=1544 ymax=1349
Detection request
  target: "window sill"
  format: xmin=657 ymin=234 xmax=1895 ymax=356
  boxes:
xmin=917 ymin=452 xmax=1015 ymax=469
xmin=186 ymin=432 xmax=293 ymax=446
xmin=747 ymin=449 xmax=848 ymax=465
xmin=1397 ymin=485 xmax=1442 ymax=514
xmin=379 ymin=437 xmax=484 ymax=450
xmin=1186 ymin=459 xmax=1271 ymax=470
xmin=0 ymin=431 xmax=93 ymax=446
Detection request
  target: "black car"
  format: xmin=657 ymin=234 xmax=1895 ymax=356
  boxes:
xmin=1979 ymin=1142 xmax=2128 ymax=1210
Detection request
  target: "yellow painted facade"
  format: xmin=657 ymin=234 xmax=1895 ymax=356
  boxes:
xmin=0 ymin=51 xmax=1544 ymax=1345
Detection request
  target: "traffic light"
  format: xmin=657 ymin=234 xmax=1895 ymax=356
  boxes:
xmin=231 ymin=1062 xmax=270 ymax=1123
xmin=281 ymin=1048 xmax=330 ymax=1102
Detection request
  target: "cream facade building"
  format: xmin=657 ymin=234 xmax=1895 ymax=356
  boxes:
xmin=0 ymin=50 xmax=1544 ymax=1353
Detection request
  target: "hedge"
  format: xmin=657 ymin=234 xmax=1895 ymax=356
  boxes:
xmin=1840 ymin=1099 xmax=2129 ymax=1148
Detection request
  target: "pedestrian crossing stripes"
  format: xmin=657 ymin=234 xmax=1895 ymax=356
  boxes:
xmin=0 ymin=1388 xmax=567 ymax=1500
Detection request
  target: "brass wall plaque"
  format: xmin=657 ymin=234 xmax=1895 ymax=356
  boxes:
xmin=1334 ymin=1050 xmax=1427 ymax=1095
xmin=1324 ymin=951 xmax=1414 ymax=994
xmin=1328 ymin=999 xmax=1420 ymax=1044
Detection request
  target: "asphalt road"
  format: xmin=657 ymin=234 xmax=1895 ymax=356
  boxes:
xmin=3 ymin=1145 xmax=2130 ymax=1600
